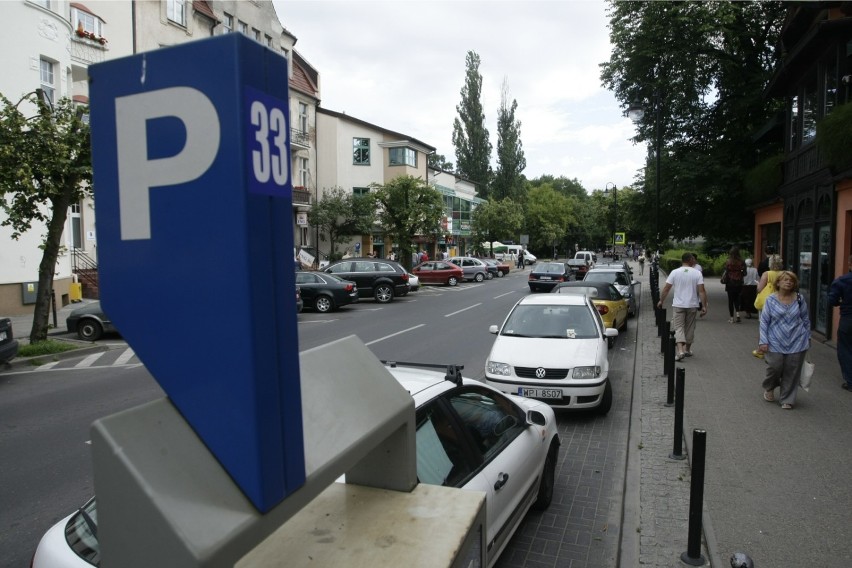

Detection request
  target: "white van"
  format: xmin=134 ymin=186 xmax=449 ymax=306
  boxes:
xmin=493 ymin=245 xmax=536 ymax=265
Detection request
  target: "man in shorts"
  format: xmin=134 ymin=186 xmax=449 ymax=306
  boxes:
xmin=657 ymin=253 xmax=708 ymax=360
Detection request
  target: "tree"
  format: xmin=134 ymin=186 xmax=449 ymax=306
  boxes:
xmin=0 ymin=92 xmax=91 ymax=343
xmin=452 ymin=51 xmax=492 ymax=198
xmin=371 ymin=176 xmax=444 ymax=271
xmin=471 ymin=198 xmax=524 ymax=255
xmin=428 ymin=153 xmax=454 ymax=172
xmin=600 ymin=1 xmax=786 ymax=243
xmin=491 ymin=78 xmax=526 ymax=202
xmin=524 ymin=185 xmax=577 ymax=254
xmin=308 ymin=186 xmax=376 ymax=261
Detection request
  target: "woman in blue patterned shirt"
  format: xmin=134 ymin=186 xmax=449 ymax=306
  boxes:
xmin=758 ymin=271 xmax=811 ymax=409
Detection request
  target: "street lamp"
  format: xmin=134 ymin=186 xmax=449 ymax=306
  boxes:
xmin=604 ymin=182 xmax=617 ymax=259
xmin=627 ymin=92 xmax=662 ymax=254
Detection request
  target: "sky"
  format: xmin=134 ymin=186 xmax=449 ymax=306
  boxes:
xmin=274 ymin=0 xmax=648 ymax=193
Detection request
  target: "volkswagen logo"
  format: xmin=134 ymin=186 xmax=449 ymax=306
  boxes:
xmin=535 ymin=367 xmax=546 ymax=379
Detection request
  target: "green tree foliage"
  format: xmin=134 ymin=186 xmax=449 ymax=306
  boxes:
xmin=372 ymin=176 xmax=444 ymax=270
xmin=471 ymin=198 xmax=524 ymax=254
xmin=308 ymin=186 xmax=376 ymax=260
xmin=452 ymin=51 xmax=492 ymax=198
xmin=528 ymin=175 xmax=587 ymax=200
xmin=492 ymin=78 xmax=526 ymax=202
xmin=600 ymin=1 xmax=785 ymax=243
xmin=524 ymin=185 xmax=577 ymax=253
xmin=0 ymin=93 xmax=91 ymax=343
xmin=428 ymin=153 xmax=454 ymax=172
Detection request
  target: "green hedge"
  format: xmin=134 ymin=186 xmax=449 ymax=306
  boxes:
xmin=818 ymin=102 xmax=852 ymax=172
xmin=658 ymin=248 xmax=753 ymax=277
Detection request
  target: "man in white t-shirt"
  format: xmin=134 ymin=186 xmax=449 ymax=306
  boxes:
xmin=657 ymin=253 xmax=708 ymax=361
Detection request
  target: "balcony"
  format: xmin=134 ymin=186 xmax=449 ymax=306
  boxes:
xmin=293 ymin=187 xmax=312 ymax=206
xmin=291 ymin=128 xmax=310 ymax=149
xmin=783 ymin=143 xmax=823 ymax=184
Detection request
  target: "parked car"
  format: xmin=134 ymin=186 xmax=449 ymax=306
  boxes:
xmin=527 ymin=262 xmax=574 ymax=292
xmin=323 ymin=258 xmax=409 ymax=303
xmin=448 ymin=256 xmax=490 ymax=282
xmin=596 ymin=260 xmax=633 ymax=280
xmin=411 ymin=261 xmax=464 ymax=286
xmin=407 ymin=272 xmax=420 ymax=292
xmin=66 ymin=301 xmax=118 ymax=341
xmin=295 ymin=272 xmax=359 ymax=313
xmin=493 ymin=245 xmax=537 ymax=265
xmin=481 ymin=258 xmax=510 ymax=277
xmin=296 ymin=286 xmax=303 ymax=313
xmin=583 ymin=267 xmax=638 ymax=317
xmin=485 ymin=293 xmax=617 ymax=413
xmin=0 ymin=317 xmax=19 ymax=363
xmin=33 ymin=364 xmax=560 ymax=568
xmin=551 ymin=281 xmax=628 ymax=342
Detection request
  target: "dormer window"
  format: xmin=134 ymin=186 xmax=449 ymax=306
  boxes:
xmin=71 ymin=4 xmax=104 ymax=38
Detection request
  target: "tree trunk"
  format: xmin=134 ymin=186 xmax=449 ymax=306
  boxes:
xmin=29 ymin=194 xmax=72 ymax=343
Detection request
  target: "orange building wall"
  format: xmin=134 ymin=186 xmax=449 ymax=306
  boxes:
xmin=753 ymin=203 xmax=783 ymax=261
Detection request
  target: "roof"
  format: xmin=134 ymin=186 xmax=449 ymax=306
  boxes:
xmin=317 ymin=107 xmax=435 ymax=153
xmin=192 ymin=1 xmax=218 ymax=23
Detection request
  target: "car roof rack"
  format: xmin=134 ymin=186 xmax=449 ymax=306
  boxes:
xmin=381 ymin=360 xmax=465 ymax=386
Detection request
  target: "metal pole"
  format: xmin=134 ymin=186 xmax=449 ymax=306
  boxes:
xmin=655 ymin=92 xmax=662 ymax=252
xmin=670 ymin=368 xmax=686 ymax=457
xmin=681 ymin=430 xmax=708 ymax=566
xmin=665 ymin=334 xmax=677 ymax=407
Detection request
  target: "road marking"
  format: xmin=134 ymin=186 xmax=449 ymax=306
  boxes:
xmin=75 ymin=353 xmax=106 ymax=368
xmin=365 ymin=324 xmax=425 ymax=346
xmin=37 ymin=361 xmax=60 ymax=370
xmin=493 ymin=291 xmax=517 ymax=299
xmin=114 ymin=348 xmax=136 ymax=366
xmin=298 ymin=319 xmax=338 ymax=324
xmin=444 ymin=303 xmax=482 ymax=317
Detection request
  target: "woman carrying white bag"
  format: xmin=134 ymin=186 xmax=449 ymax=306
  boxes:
xmin=757 ymin=271 xmax=812 ymax=409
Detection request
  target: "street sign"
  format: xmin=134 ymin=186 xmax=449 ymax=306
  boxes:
xmin=89 ymin=34 xmax=303 ymax=512
xmin=615 ymin=232 xmax=626 ymax=245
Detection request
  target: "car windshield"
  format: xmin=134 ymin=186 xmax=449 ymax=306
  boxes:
xmin=585 ymin=272 xmax=619 ymax=284
xmin=554 ymin=286 xmax=599 ymax=297
xmin=501 ymin=304 xmax=597 ymax=339
xmin=65 ymin=498 xmax=99 ymax=565
xmin=536 ymin=263 xmax=565 ymax=274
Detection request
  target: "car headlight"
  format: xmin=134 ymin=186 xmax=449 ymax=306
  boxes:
xmin=487 ymin=361 xmax=511 ymax=376
xmin=572 ymin=366 xmax=601 ymax=379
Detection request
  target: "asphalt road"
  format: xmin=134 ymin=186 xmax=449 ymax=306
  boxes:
xmin=1 ymin=269 xmax=636 ymax=567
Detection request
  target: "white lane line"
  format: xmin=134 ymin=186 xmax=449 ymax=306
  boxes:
xmin=114 ymin=348 xmax=135 ymax=366
xmin=75 ymin=352 xmax=106 ymax=368
xmin=37 ymin=361 xmax=60 ymax=370
xmin=444 ymin=303 xmax=482 ymax=317
xmin=298 ymin=319 xmax=338 ymax=324
xmin=493 ymin=291 xmax=517 ymax=299
xmin=365 ymin=324 xmax=426 ymax=346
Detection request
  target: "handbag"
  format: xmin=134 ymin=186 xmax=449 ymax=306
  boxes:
xmin=799 ymin=357 xmax=814 ymax=391
xmin=754 ymin=274 xmax=777 ymax=311
xmin=720 ymin=270 xmax=728 ymax=285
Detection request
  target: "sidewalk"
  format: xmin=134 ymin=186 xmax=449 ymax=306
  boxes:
xmin=627 ymin=260 xmax=852 ymax=567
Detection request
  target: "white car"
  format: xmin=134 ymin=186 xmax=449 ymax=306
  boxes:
xmin=448 ymin=256 xmax=490 ymax=282
xmin=485 ymin=294 xmax=618 ymax=413
xmin=32 ymin=365 xmax=559 ymax=568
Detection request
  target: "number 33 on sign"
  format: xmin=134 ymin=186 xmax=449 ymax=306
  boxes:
xmin=245 ymin=86 xmax=291 ymax=197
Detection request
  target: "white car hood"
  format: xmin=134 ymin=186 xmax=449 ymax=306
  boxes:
xmin=489 ymin=335 xmax=604 ymax=369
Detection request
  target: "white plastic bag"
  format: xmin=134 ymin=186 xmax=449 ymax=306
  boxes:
xmin=799 ymin=359 xmax=814 ymax=392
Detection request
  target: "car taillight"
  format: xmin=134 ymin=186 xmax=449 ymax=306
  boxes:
xmin=401 ymin=272 xmax=409 ymax=282
xmin=344 ymin=283 xmax=354 ymax=291
xmin=597 ymin=305 xmax=609 ymax=315
xmin=528 ymin=274 xmax=535 ymax=280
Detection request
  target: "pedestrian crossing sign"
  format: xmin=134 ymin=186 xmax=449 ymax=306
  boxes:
xmin=614 ymin=232 xmax=626 ymax=245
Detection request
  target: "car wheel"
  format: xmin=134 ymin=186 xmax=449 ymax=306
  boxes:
xmin=474 ymin=272 xmax=485 ymax=282
xmin=486 ymin=272 xmax=494 ymax=280
xmin=497 ymin=271 xmax=504 ymax=278
xmin=78 ymin=319 xmax=103 ymax=341
xmin=374 ymin=284 xmax=394 ymax=303
xmin=532 ymin=442 xmax=558 ymax=510
xmin=447 ymin=276 xmax=459 ymax=287
xmin=597 ymin=379 xmax=613 ymax=415
xmin=315 ymin=296 xmax=334 ymax=313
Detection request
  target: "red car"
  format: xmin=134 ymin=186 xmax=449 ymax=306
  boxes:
xmin=411 ymin=261 xmax=464 ymax=286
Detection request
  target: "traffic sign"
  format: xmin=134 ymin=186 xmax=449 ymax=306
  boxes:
xmin=89 ymin=34 xmax=303 ymax=512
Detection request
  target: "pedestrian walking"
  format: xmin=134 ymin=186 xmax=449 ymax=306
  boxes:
xmin=757 ymin=244 xmax=775 ymax=277
xmin=740 ymin=258 xmax=759 ymax=319
xmin=638 ymin=253 xmax=646 ymax=275
xmin=517 ymin=249 xmax=525 ymax=270
xmin=722 ymin=246 xmax=746 ymax=323
xmin=828 ymin=255 xmax=852 ymax=392
xmin=752 ymin=254 xmax=784 ymax=358
xmin=656 ymin=253 xmax=708 ymax=361
xmin=758 ymin=271 xmax=811 ymax=409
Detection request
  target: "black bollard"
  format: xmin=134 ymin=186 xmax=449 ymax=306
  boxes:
xmin=660 ymin=320 xmax=670 ymax=353
xmin=681 ymin=429 xmax=707 ymax=566
xmin=665 ymin=335 xmax=677 ymax=407
xmin=663 ymin=327 xmax=673 ymax=378
xmin=669 ymin=368 xmax=686 ymax=459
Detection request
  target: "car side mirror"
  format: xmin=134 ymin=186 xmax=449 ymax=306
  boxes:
xmin=526 ymin=410 xmax=547 ymax=427
xmin=605 ymin=328 xmax=619 ymax=338
xmin=489 ymin=325 xmax=499 ymax=334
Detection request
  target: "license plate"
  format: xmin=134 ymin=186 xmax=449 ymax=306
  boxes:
xmin=518 ymin=387 xmax=562 ymax=400
xmin=540 ymin=276 xmax=551 ymax=280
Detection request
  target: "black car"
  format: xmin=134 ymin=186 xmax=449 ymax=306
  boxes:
xmin=66 ymin=301 xmax=119 ymax=341
xmin=295 ymin=272 xmax=359 ymax=312
xmin=528 ymin=262 xmax=574 ymax=292
xmin=0 ymin=317 xmax=19 ymax=363
xmin=323 ymin=258 xmax=410 ymax=303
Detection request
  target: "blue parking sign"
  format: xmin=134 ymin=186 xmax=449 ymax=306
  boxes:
xmin=89 ymin=34 xmax=304 ymax=512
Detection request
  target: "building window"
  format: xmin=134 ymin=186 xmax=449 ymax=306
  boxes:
xmin=30 ymin=0 xmax=50 ymax=8
xmin=167 ymin=0 xmax=186 ymax=26
xmin=39 ymin=58 xmax=55 ymax=105
xmin=72 ymin=7 xmax=102 ymax=36
xmin=824 ymin=50 xmax=838 ymax=117
xmin=265 ymin=34 xmax=272 ymax=47
xmin=788 ymin=95 xmax=798 ymax=151
xmin=353 ymin=187 xmax=370 ymax=197
xmin=223 ymin=13 xmax=233 ymax=32
xmin=353 ymin=138 xmax=370 ymax=165
xmin=389 ymin=147 xmax=417 ymax=167
xmin=802 ymin=80 xmax=817 ymax=144
xmin=298 ymin=102 xmax=308 ymax=133
xmin=252 ymin=28 xmax=261 ymax=41
xmin=70 ymin=202 xmax=82 ymax=249
xmin=298 ymin=157 xmax=309 ymax=188
xmin=238 ymin=20 xmax=248 ymax=34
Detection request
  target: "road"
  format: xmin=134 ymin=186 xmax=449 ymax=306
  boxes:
xmin=1 ymin=269 xmax=637 ymax=567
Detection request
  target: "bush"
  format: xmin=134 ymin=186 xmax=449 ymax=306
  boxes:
xmin=18 ymin=339 xmax=79 ymax=357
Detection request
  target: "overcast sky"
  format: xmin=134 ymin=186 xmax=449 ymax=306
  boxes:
xmin=274 ymin=0 xmax=647 ymax=192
